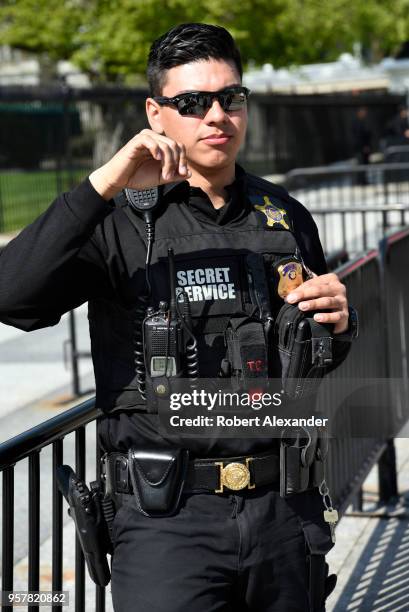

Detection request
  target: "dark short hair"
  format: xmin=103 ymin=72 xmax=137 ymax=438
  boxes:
xmin=147 ymin=23 xmax=243 ymax=96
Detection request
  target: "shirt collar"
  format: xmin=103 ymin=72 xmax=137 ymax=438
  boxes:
xmin=162 ymin=164 xmax=248 ymax=225
xmin=162 ymin=163 xmax=246 ymax=198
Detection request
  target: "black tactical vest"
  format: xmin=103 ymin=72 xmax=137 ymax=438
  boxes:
xmin=89 ymin=173 xmax=300 ymax=414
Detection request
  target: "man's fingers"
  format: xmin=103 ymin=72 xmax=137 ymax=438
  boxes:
xmin=132 ymin=132 xmax=190 ymax=182
xmin=177 ymin=142 xmax=189 ymax=176
xmin=295 ymin=272 xmax=338 ymax=289
xmin=284 ymin=271 xmax=349 ymax=331
xmin=287 ymin=284 xmax=331 ymax=302
xmin=157 ymin=141 xmax=177 ymax=180
xmin=132 ymin=133 xmax=161 ymax=159
xmin=298 ymin=296 xmax=341 ymax=312
xmin=155 ymin=137 xmax=191 ymax=181
xmin=287 ymin=276 xmax=346 ymax=303
xmin=313 ymin=310 xmax=346 ymax=324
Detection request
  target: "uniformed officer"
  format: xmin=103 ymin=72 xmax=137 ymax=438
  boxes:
xmin=0 ymin=23 xmax=355 ymax=611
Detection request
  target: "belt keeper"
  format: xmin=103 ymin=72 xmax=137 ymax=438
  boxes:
xmin=101 ymin=455 xmax=113 ymax=498
xmin=102 ymin=454 xmax=128 ymax=497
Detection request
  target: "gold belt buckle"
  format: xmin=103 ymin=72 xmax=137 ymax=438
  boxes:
xmin=215 ymin=458 xmax=255 ymax=493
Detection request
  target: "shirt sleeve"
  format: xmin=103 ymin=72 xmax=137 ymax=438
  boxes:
xmin=0 ymin=178 xmax=114 ymax=331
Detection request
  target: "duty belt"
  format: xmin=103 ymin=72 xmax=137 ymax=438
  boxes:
xmin=102 ymin=450 xmax=280 ymax=496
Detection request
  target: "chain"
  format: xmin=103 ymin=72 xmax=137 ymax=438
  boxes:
xmin=319 ymin=480 xmax=334 ymax=512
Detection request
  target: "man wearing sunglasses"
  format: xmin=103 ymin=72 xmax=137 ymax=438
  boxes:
xmin=0 ymin=22 xmax=354 ymax=612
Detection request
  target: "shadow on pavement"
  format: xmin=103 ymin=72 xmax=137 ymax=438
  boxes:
xmin=333 ymin=494 xmax=409 ymax=612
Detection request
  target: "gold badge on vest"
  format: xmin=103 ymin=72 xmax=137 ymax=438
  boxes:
xmin=253 ymin=195 xmax=290 ymax=230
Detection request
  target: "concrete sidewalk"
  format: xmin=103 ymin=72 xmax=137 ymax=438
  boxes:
xmin=327 ymin=434 xmax=409 ymax=612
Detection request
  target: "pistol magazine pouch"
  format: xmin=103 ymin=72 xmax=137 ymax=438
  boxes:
xmin=128 ymin=448 xmax=189 ymax=517
xmin=275 ymin=303 xmax=333 ymax=400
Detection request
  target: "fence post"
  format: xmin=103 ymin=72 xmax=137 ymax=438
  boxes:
xmin=69 ymin=310 xmax=81 ymax=396
xmin=351 ymin=487 xmax=363 ymax=512
xmin=62 ymin=82 xmax=75 ymax=191
xmin=378 ymin=234 xmax=400 ymax=504
xmin=0 ymin=177 xmax=4 ymax=233
xmin=2 ymin=466 xmax=15 ymax=612
xmin=378 ymin=439 xmax=398 ymax=503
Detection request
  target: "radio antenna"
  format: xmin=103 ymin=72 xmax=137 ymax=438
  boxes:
xmin=168 ymin=248 xmax=177 ymax=321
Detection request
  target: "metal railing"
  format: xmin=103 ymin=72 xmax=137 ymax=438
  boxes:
xmin=283 ymin=162 xmax=409 ymax=208
xmin=310 ymin=204 xmax=409 ymax=254
xmin=279 ymin=162 xmax=409 ymax=254
xmin=318 ymin=227 xmax=409 ymax=512
xmin=320 ymin=250 xmax=392 ymax=513
xmin=0 ymin=400 xmax=103 ymax=612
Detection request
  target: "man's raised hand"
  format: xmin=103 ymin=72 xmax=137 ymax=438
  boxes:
xmin=89 ymin=129 xmax=191 ymax=200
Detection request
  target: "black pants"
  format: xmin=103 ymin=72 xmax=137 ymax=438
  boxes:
xmin=110 ymin=486 xmax=334 ymax=612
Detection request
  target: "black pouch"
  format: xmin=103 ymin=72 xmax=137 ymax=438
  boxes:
xmin=225 ymin=316 xmax=268 ymax=389
xmin=275 ymin=303 xmax=333 ymax=400
xmin=128 ymin=447 xmax=189 ymax=517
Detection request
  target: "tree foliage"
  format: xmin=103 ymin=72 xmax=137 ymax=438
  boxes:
xmin=1 ymin=0 xmax=409 ymax=82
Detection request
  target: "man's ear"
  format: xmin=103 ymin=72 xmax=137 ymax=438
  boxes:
xmin=146 ymin=98 xmax=164 ymax=134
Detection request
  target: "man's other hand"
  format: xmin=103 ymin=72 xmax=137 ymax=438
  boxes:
xmin=286 ymin=272 xmax=349 ymax=334
xmin=89 ymin=129 xmax=191 ymax=200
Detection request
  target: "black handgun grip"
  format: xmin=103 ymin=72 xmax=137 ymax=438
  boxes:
xmin=56 ymin=465 xmax=111 ymax=586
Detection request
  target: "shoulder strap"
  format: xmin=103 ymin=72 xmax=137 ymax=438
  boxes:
xmin=246 ymin=172 xmax=291 ymax=201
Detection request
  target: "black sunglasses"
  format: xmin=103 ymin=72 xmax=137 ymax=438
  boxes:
xmin=154 ymin=86 xmax=250 ymax=117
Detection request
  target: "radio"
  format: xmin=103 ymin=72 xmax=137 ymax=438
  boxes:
xmin=143 ymin=301 xmax=184 ymax=377
xmin=143 ymin=248 xmax=198 ymax=381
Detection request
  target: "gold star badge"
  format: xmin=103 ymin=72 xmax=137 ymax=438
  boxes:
xmin=254 ymin=196 xmax=290 ymax=230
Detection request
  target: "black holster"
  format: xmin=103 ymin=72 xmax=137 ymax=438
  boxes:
xmin=56 ymin=465 xmax=111 ymax=586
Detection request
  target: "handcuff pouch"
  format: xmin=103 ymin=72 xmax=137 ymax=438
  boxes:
xmin=128 ymin=447 xmax=189 ymax=517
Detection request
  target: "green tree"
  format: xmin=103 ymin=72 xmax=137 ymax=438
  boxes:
xmin=1 ymin=0 xmax=409 ymax=82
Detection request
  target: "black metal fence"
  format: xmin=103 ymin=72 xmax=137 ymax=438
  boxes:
xmin=320 ymin=249 xmax=393 ymax=513
xmin=0 ymin=399 xmax=102 ymax=612
xmin=1 ymin=225 xmax=408 ymax=611
xmin=316 ymin=227 xmax=409 ymax=513
xmin=282 ymin=162 xmax=409 ymax=254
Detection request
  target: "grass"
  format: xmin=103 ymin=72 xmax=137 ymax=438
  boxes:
xmin=0 ymin=169 xmax=89 ymax=233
